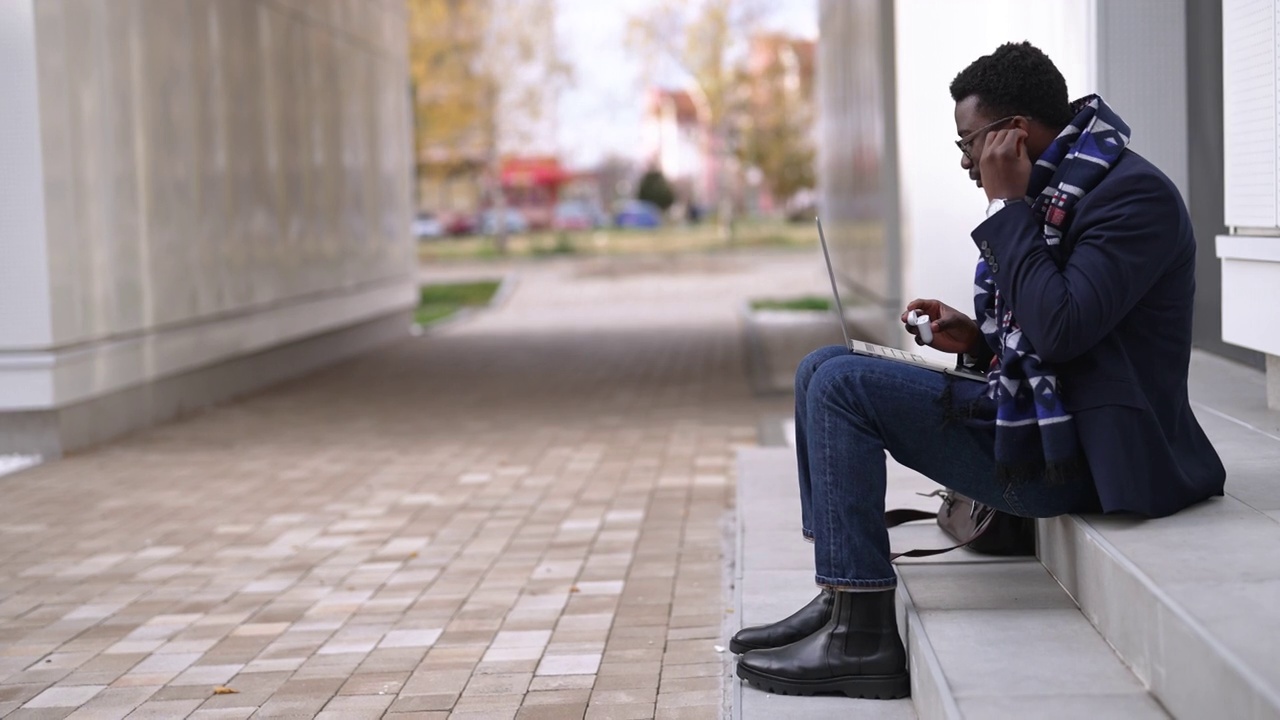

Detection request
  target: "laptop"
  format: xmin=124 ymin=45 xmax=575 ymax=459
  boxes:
xmin=816 ymin=217 xmax=987 ymax=383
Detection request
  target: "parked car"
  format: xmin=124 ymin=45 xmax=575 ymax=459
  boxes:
xmin=553 ymin=201 xmax=607 ymax=231
xmin=443 ymin=213 xmax=478 ymax=236
xmin=480 ymin=208 xmax=529 ymax=235
xmin=411 ymin=213 xmax=444 ymax=239
xmin=613 ymin=200 xmax=662 ymax=229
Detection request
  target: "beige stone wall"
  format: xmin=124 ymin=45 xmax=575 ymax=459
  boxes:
xmin=0 ymin=0 xmax=414 ymax=416
xmin=30 ymin=0 xmax=413 ymax=347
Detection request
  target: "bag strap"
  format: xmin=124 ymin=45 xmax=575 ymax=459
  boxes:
xmin=884 ymin=509 xmax=938 ymax=527
xmin=887 ymin=504 xmax=998 ymax=561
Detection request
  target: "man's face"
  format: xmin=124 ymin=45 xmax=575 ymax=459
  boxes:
xmin=954 ymin=95 xmax=1007 ymax=190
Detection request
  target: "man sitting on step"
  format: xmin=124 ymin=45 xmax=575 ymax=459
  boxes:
xmin=732 ymin=41 xmax=1226 ymax=699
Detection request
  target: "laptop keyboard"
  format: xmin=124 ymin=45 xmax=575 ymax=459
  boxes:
xmin=851 ymin=340 xmax=927 ymax=364
xmin=883 ymin=347 xmax=925 ymax=362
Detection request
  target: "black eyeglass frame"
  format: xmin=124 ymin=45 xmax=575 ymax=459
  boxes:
xmin=955 ymin=115 xmax=1025 ymax=160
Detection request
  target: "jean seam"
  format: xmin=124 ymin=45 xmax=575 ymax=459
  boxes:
xmin=814 ymin=575 xmax=897 ymax=589
xmin=821 ymin=380 xmax=838 ymax=587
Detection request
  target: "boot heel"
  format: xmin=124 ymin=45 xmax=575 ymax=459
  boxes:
xmin=835 ymin=672 xmax=910 ymax=699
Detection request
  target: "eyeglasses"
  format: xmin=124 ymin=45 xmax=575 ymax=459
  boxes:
xmin=955 ymin=116 xmax=1020 ymax=161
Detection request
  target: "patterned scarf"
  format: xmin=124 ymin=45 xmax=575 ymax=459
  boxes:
xmin=974 ymin=95 xmax=1130 ymax=483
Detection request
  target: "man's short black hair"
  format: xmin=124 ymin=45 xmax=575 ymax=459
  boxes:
xmin=949 ymin=42 xmax=1074 ymax=129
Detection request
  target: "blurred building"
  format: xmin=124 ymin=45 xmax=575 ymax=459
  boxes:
xmin=747 ymin=34 xmax=815 ymax=94
xmin=418 ymin=144 xmax=488 ymax=220
xmin=0 ymin=0 xmax=414 ymax=456
xmin=642 ymin=34 xmax=816 ymax=220
xmin=500 ymin=156 xmax=572 ymax=230
xmin=817 ymin=0 xmax=1272 ymax=391
xmin=642 ymin=87 xmax=710 ymax=208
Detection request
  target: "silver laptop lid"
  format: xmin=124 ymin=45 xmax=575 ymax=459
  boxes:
xmin=815 ymin=217 xmax=852 ymax=349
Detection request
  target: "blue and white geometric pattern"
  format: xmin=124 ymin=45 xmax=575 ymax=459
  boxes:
xmin=973 ymin=95 xmax=1131 ymax=479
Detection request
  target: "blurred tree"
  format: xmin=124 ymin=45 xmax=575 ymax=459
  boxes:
xmin=408 ymin=0 xmax=487 ymax=189
xmin=627 ymin=0 xmax=767 ymax=240
xmin=637 ymin=169 xmax=676 ymax=211
xmin=734 ymin=36 xmax=816 ymax=206
xmin=408 ymin=0 xmax=570 ymax=252
xmin=479 ymin=0 xmax=571 ymax=157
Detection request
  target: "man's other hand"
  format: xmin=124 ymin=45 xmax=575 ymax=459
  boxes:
xmin=902 ymin=299 xmax=983 ymax=355
xmin=978 ymin=127 xmax=1031 ymax=202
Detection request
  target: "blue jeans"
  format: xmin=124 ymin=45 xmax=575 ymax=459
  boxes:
xmin=795 ymin=345 xmax=1099 ymax=589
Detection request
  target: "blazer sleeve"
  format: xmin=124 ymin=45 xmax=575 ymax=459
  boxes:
xmin=970 ymin=173 xmax=1183 ymax=364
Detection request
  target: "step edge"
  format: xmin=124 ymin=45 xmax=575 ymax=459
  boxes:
xmin=898 ymin=578 xmax=964 ymax=720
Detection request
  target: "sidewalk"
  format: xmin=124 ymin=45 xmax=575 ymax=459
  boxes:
xmin=0 ymin=250 xmax=824 ymax=720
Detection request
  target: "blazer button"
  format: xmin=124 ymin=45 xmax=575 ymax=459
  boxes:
xmin=990 ymin=262 xmax=1000 ymax=273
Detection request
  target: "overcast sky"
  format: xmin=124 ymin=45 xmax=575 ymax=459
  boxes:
xmin=554 ymin=0 xmax=818 ymax=170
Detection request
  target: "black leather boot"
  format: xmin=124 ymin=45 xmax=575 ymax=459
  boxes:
xmin=735 ymin=588 xmax=909 ymax=698
xmin=729 ymin=589 xmax=834 ymax=654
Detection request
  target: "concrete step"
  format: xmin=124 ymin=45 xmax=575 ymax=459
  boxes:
xmin=1038 ymin=352 xmax=1280 ymax=720
xmin=734 ymin=446 xmax=1163 ymax=719
xmin=899 ymin=560 xmax=1164 ymax=719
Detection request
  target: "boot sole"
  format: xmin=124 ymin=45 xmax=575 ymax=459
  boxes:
xmin=736 ymin=662 xmax=910 ymax=699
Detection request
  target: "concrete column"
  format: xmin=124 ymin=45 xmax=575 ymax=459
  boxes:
xmin=1095 ymin=0 xmax=1190 ymax=202
xmin=0 ymin=1 xmax=54 ymax=354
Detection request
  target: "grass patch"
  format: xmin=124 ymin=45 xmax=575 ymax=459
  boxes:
xmin=415 ymin=280 xmax=501 ymax=326
xmin=418 ymin=219 xmax=819 ymax=262
xmin=750 ymin=296 xmax=832 ymax=312
xmin=530 ymin=232 xmax=579 ymax=257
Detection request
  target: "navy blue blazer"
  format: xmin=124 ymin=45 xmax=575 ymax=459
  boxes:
xmin=971 ymin=149 xmax=1225 ymax=518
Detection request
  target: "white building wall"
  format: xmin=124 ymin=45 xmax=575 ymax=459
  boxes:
xmin=0 ymin=0 xmax=414 ymax=449
xmin=1222 ymin=0 xmax=1277 ymax=230
xmin=1219 ymin=0 xmax=1280 ymax=370
xmin=893 ymin=0 xmax=1096 ymax=359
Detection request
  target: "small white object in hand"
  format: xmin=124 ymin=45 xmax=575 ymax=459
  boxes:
xmin=907 ymin=310 xmax=933 ymax=345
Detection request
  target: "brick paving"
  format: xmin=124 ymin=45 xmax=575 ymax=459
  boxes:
xmin=0 ymin=251 xmax=823 ymax=719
